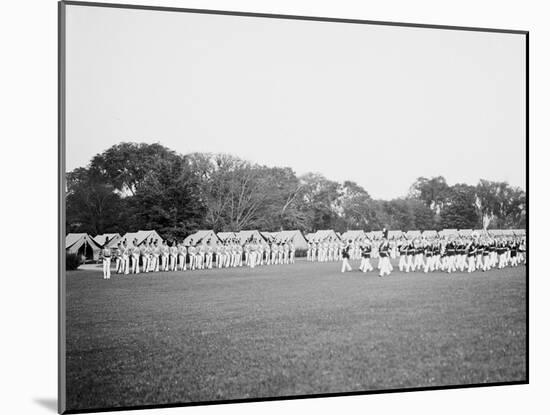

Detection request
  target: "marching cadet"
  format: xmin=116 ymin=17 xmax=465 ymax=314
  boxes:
xmin=413 ymin=238 xmax=425 ymax=272
xmin=140 ymin=240 xmax=150 ymax=273
xmin=378 ymin=238 xmax=392 ymax=277
xmin=467 ymin=240 xmax=477 ymax=273
xmin=169 ymin=241 xmax=178 ymax=271
xmin=481 ymin=240 xmax=491 ymax=271
xmin=289 ymin=241 xmax=296 ymax=264
xmin=270 ymin=241 xmax=278 ymax=265
xmin=115 ymin=242 xmax=123 ymax=274
xmin=151 ymin=240 xmax=160 ymax=272
xmin=398 ymin=237 xmax=408 ymax=272
xmin=131 ymin=239 xmax=140 ymax=274
xmin=100 ymin=236 xmax=112 ymax=280
xmin=188 ymin=240 xmax=196 ymax=270
xmin=405 ymin=239 xmax=415 ymax=273
xmin=475 ymin=238 xmax=484 ymax=271
xmin=122 ymin=240 xmax=130 ymax=275
xmin=283 ymin=240 xmax=290 ymax=264
xmin=341 ymin=240 xmax=352 ymax=273
xmin=423 ymin=240 xmax=433 ymax=273
xmin=307 ymin=240 xmax=312 ymax=261
xmin=205 ymin=240 xmax=214 ymax=269
xmin=311 ymin=240 xmax=317 ymax=262
xmin=216 ymin=242 xmax=223 ymax=268
xmin=264 ymin=241 xmax=271 ymax=265
xmin=249 ymin=239 xmax=258 ymax=269
xmin=359 ymin=240 xmax=373 ymax=272
xmin=275 ymin=242 xmax=282 ymax=264
xmin=160 ymin=240 xmax=169 ymax=271
xmin=177 ymin=241 xmax=187 ymax=271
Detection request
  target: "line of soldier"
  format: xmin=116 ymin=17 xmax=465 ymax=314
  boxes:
xmin=338 ymin=234 xmax=526 ymax=277
xmin=100 ymin=236 xmax=297 ymax=278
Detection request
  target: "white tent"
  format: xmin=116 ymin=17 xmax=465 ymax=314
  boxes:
xmin=369 ymin=231 xmax=383 ymax=240
xmin=66 ymin=233 xmax=102 ymax=261
xmin=405 ymin=230 xmax=422 ymax=238
xmin=305 ymin=232 xmax=316 ymax=242
xmin=217 ymin=232 xmax=236 ymax=242
xmin=121 ymin=230 xmax=163 ymax=246
xmin=458 ymin=229 xmax=473 ymax=237
xmin=439 ymin=229 xmax=459 ymax=237
xmin=269 ymin=230 xmax=309 ymax=250
xmin=513 ymin=229 xmax=526 ymax=236
xmin=93 ymin=233 xmax=121 ymax=248
xmin=183 ymin=230 xmax=220 ymax=245
xmin=388 ymin=230 xmax=403 ymax=239
xmin=341 ymin=230 xmax=367 ymax=241
xmin=309 ymin=230 xmax=341 ymax=242
xmin=422 ymin=230 xmax=438 ymax=238
xmin=236 ymin=230 xmax=267 ymax=245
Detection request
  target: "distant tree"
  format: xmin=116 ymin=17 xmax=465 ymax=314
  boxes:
xmin=409 ymin=176 xmax=450 ymax=214
xmin=440 ymin=184 xmax=479 ymax=229
xmin=298 ymin=173 xmax=342 ymax=232
xmin=337 ymin=181 xmax=377 ymax=231
xmin=474 ymin=180 xmax=526 ymax=229
xmin=66 ymin=167 xmax=124 ymax=235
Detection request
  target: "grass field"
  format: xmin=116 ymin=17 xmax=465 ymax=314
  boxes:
xmin=65 ymin=259 xmax=526 ymax=411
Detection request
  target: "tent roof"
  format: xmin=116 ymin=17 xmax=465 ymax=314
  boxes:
xmin=341 ymin=230 xmax=367 ymax=240
xmin=270 ymin=230 xmax=309 ymax=249
xmin=309 ymin=230 xmax=341 ymax=241
xmin=217 ymin=232 xmax=236 ymax=241
xmin=458 ymin=229 xmax=473 ymax=236
xmin=422 ymin=230 xmax=438 ymax=237
xmin=66 ymin=233 xmax=102 ymax=252
xmin=121 ymin=230 xmax=163 ymax=246
xmin=183 ymin=230 xmax=220 ymax=245
xmin=93 ymin=233 xmax=121 ymax=247
xmin=405 ymin=230 xmax=422 ymax=238
xmin=387 ymin=230 xmax=403 ymax=239
xmin=439 ymin=229 xmax=459 ymax=236
xmin=513 ymin=229 xmax=526 ymax=236
xmin=236 ymin=230 xmax=266 ymax=244
xmin=370 ymin=231 xmax=383 ymax=239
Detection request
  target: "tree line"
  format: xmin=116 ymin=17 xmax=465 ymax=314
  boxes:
xmin=66 ymin=142 xmax=526 ymax=241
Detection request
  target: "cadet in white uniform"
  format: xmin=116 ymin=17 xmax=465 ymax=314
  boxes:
xmin=101 ymin=237 xmax=112 ymax=279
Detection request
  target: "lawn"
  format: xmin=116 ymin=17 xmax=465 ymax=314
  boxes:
xmin=65 ymin=259 xmax=527 ymax=411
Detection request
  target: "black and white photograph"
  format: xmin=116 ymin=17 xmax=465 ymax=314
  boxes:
xmin=59 ymin=1 xmax=527 ymax=413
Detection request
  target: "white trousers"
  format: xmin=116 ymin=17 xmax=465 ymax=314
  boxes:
xmin=103 ymin=257 xmax=111 ymax=279
xmin=341 ymin=258 xmax=352 ymax=273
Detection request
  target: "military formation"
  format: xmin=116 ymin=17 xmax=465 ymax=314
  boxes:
xmin=99 ymin=231 xmax=525 ymax=280
xmin=99 ymin=236 xmax=296 ymax=279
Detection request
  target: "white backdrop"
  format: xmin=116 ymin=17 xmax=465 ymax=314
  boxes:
xmin=0 ymin=1 xmax=545 ymax=414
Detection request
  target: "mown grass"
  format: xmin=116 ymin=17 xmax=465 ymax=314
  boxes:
xmin=65 ymin=260 xmax=526 ymax=411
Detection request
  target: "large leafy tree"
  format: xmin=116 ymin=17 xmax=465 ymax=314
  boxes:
xmin=440 ymin=184 xmax=480 ymax=229
xmin=66 ymin=167 xmax=124 ymax=235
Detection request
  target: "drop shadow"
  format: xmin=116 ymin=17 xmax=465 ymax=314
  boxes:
xmin=34 ymin=398 xmax=57 ymax=413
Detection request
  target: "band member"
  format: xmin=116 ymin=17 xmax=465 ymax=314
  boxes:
xmin=169 ymin=241 xmax=178 ymax=271
xmin=423 ymin=240 xmax=433 ymax=273
xmin=264 ymin=242 xmax=271 ymax=265
xmin=341 ymin=240 xmax=352 ymax=273
xmin=100 ymin=237 xmax=112 ymax=280
xmin=467 ymin=240 xmax=477 ymax=273
xmin=359 ymin=241 xmax=373 ymax=272
xmin=187 ymin=240 xmax=196 ymax=270
xmin=311 ymin=240 xmax=317 ymax=262
xmin=378 ymin=238 xmax=391 ymax=277
xmin=398 ymin=238 xmax=408 ymax=271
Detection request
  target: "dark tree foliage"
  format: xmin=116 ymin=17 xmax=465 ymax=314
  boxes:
xmin=66 ymin=143 xmax=526 ymax=237
xmin=440 ymin=184 xmax=480 ymax=230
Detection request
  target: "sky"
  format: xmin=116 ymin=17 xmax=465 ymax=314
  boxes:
xmin=65 ymin=5 xmax=526 ymax=200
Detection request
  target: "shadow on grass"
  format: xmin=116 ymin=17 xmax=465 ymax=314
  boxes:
xmin=34 ymin=398 xmax=57 ymax=412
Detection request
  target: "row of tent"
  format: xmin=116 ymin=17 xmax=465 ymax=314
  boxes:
xmin=66 ymin=228 xmax=526 ymax=262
